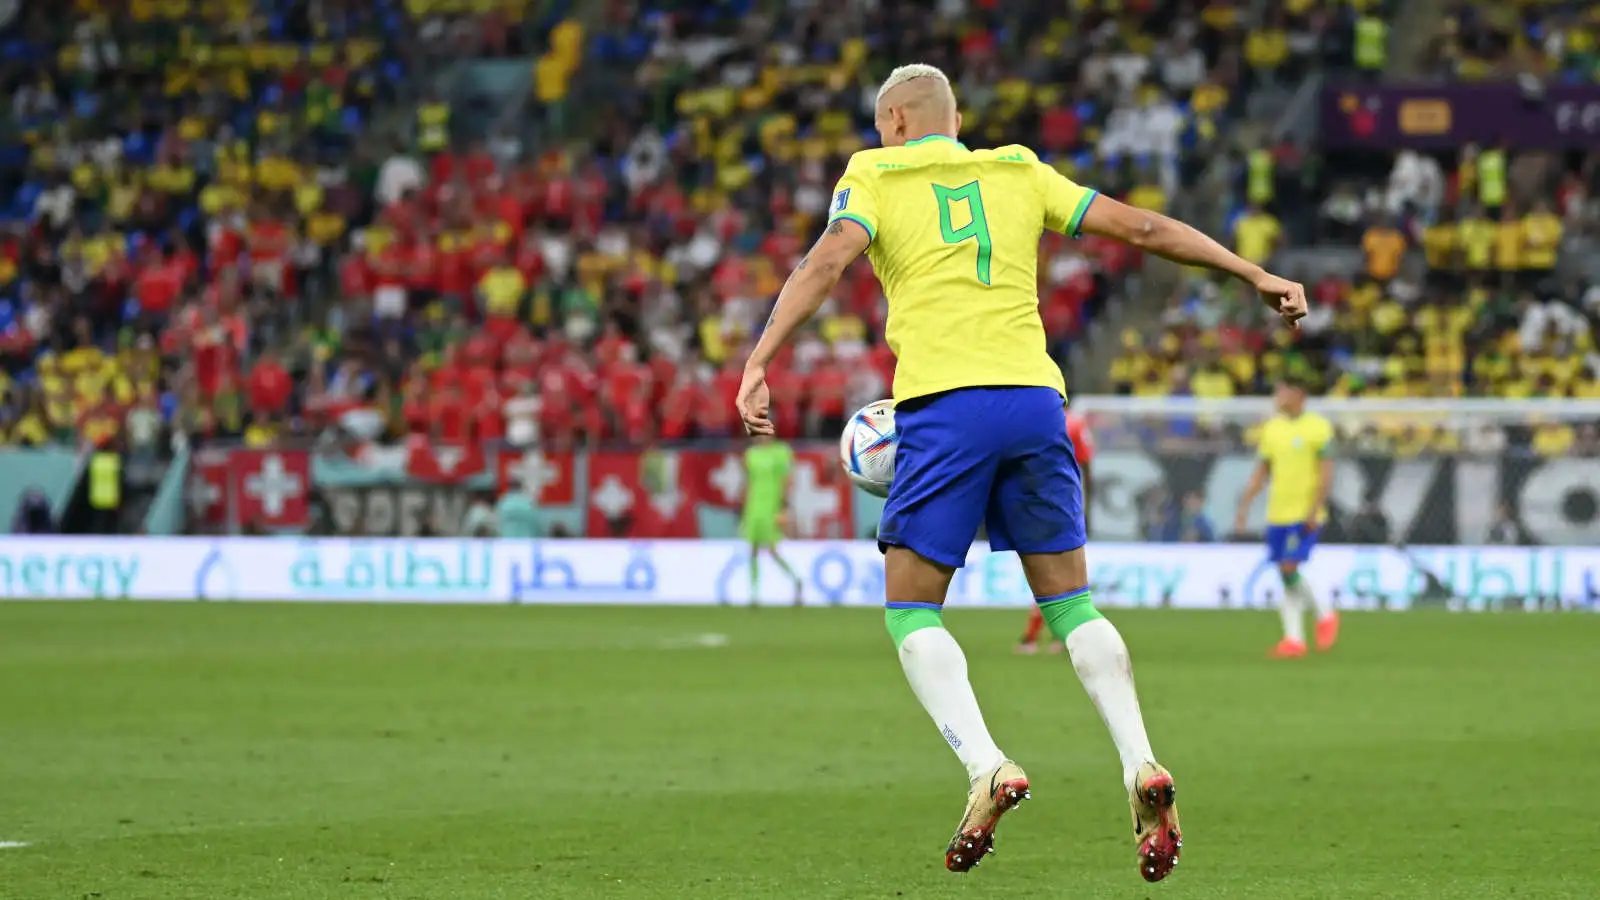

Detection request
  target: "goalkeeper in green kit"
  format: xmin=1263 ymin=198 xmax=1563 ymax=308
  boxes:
xmin=741 ymin=432 xmax=804 ymax=606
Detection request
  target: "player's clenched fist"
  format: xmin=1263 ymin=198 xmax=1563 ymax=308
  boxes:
xmin=1252 ymin=271 xmax=1308 ymax=329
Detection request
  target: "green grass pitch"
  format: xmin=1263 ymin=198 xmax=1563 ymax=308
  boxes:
xmin=1 ymin=602 xmax=1597 ymax=899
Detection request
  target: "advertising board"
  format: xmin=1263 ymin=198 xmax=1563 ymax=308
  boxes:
xmin=1 ymin=538 xmax=1595 ymax=611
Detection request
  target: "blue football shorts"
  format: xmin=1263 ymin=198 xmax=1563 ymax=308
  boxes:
xmin=877 ymin=386 xmax=1086 ymax=569
xmin=1264 ymin=522 xmax=1319 ymax=564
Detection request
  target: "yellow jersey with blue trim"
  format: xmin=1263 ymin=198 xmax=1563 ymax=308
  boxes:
xmin=1258 ymin=412 xmax=1335 ymax=525
xmin=826 ymin=135 xmax=1098 ymax=403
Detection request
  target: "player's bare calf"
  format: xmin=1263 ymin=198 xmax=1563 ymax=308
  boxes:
xmin=1130 ymin=762 xmax=1183 ymax=882
xmin=946 ymin=760 xmax=1030 ymax=872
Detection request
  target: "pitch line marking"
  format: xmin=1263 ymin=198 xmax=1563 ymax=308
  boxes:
xmin=658 ymin=632 xmax=730 ymax=650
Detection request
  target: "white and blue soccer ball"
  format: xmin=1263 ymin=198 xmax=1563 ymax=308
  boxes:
xmin=839 ymin=399 xmax=897 ymax=498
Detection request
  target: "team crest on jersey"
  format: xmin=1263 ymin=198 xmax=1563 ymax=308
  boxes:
xmin=833 ymin=188 xmax=851 ymax=212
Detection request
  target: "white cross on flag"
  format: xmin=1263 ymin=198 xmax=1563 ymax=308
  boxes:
xmin=229 ymin=449 xmax=311 ymax=529
xmin=592 ymin=474 xmax=635 ymax=520
xmin=496 ymin=450 xmax=575 ymax=503
xmin=787 ymin=456 xmax=844 ymax=537
xmin=187 ymin=449 xmax=229 ymax=527
xmin=708 ymin=453 xmax=745 ymax=506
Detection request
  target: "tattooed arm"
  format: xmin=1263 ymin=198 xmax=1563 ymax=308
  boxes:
xmin=736 ymin=218 xmax=871 ymax=433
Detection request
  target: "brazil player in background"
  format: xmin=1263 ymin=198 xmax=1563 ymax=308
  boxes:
xmin=741 ymin=431 xmax=803 ymax=606
xmin=1234 ymin=378 xmax=1339 ymax=658
xmin=735 ymin=63 xmax=1307 ymax=882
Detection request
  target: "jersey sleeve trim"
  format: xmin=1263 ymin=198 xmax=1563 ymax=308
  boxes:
xmin=829 ymin=212 xmax=876 ymax=243
xmin=1067 ymin=190 xmax=1098 ymax=239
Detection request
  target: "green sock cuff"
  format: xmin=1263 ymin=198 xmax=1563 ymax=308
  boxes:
xmin=1282 ymin=570 xmax=1302 ymax=587
xmin=1037 ymin=589 xmax=1103 ymax=641
xmin=885 ymin=605 xmax=943 ymax=648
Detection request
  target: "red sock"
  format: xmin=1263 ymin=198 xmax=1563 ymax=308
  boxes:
xmin=1021 ymin=608 xmax=1045 ymax=643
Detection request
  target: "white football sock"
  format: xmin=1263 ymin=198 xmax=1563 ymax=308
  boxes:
xmin=1278 ymin=582 xmax=1307 ymax=643
xmin=1293 ymin=578 xmax=1333 ymax=620
xmin=1065 ymin=617 xmax=1156 ymax=792
xmin=898 ymin=627 xmax=1006 ymax=781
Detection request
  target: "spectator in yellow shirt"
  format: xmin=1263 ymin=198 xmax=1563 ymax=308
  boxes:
xmin=1109 ymin=330 xmax=1155 ymax=395
xmin=478 ymin=255 xmax=528 ymax=320
xmin=1361 ymin=217 xmax=1407 ymax=283
xmin=1493 ymin=204 xmax=1525 ymax=279
xmin=1532 ymin=422 xmax=1575 ymax=457
xmin=1232 ymin=204 xmax=1282 ymax=266
xmin=4 ymin=390 xmax=50 ymax=446
xmin=1125 ymin=179 xmax=1168 ymax=214
xmin=1457 ymin=205 xmax=1496 ymax=274
xmin=1421 ymin=208 xmax=1460 ymax=289
xmin=1244 ymin=14 xmax=1291 ymax=73
xmin=244 ymin=419 xmax=280 ymax=448
xmin=1189 ymin=355 xmax=1237 ymax=398
xmin=1520 ymin=199 xmax=1562 ymax=289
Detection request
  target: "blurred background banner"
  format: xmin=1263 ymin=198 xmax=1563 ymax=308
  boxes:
xmin=175 ymin=444 xmax=855 ymax=538
xmin=1321 ymin=82 xmax=1600 ymax=149
xmin=160 ymin=437 xmax=1600 ymax=546
xmin=0 ymin=0 xmax=1591 ymax=571
xmin=1074 ymin=397 xmax=1600 ymax=548
xmin=2 ymin=536 xmax=1596 ymax=610
xmin=1090 ymin=450 xmax=1597 ymax=546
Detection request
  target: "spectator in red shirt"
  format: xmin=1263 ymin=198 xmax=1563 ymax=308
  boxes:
xmin=399 ymin=370 xmax=431 ymax=435
xmin=339 ymin=251 xmax=373 ymax=304
xmin=436 ymin=227 xmax=475 ymax=306
xmin=806 ymin=352 xmax=849 ymax=437
xmin=593 ymin=320 xmax=631 ymax=371
xmin=190 ymin=305 xmax=244 ymax=398
xmin=473 ymin=379 xmax=505 ymax=443
xmin=430 ymin=384 xmax=472 ymax=443
xmin=247 ymin=202 xmax=294 ymax=297
xmin=247 ymin=350 xmax=293 ymax=416
xmin=659 ymin=372 xmax=699 ymax=440
xmin=133 ymin=246 xmax=186 ymax=322
xmin=406 ymin=231 xmax=441 ymax=303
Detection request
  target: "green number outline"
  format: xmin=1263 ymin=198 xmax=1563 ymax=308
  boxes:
xmin=932 ymin=181 xmax=993 ymax=285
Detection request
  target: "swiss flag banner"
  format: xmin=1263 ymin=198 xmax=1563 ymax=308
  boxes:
xmin=786 ymin=449 xmax=853 ymax=538
xmin=585 ymin=451 xmax=644 ymax=537
xmin=228 ymin=448 xmax=311 ymax=529
xmin=586 ymin=450 xmax=698 ymax=538
xmin=678 ymin=450 xmax=746 ymax=511
xmin=496 ymin=449 xmax=576 ymax=503
xmin=187 ymin=448 xmax=230 ymax=528
xmin=405 ymin=439 xmax=488 ymax=483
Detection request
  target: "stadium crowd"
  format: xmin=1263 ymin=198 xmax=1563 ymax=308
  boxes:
xmin=1120 ymin=140 xmax=1600 ymax=393
xmin=1105 ymin=0 xmax=1600 ymax=456
xmin=3 ymin=0 xmax=1586 ymax=460
xmin=1421 ymin=0 xmax=1600 ymax=82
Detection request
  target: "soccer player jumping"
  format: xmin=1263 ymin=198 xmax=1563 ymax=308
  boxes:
xmin=1233 ymin=377 xmax=1339 ymax=657
xmin=735 ymin=64 xmax=1307 ymax=882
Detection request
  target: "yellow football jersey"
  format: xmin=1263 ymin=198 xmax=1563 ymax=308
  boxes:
xmin=827 ymin=135 xmax=1096 ymax=402
xmin=1257 ymin=412 xmax=1335 ymax=525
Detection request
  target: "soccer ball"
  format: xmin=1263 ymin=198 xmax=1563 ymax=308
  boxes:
xmin=840 ymin=399 xmax=897 ymax=497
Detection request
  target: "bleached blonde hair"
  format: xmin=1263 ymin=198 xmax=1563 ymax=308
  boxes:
xmin=875 ymin=63 xmax=953 ymax=105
